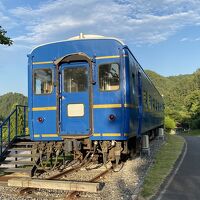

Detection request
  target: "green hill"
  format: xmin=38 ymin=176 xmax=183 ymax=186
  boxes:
xmin=0 ymin=92 xmax=27 ymax=121
xmin=146 ymin=69 xmax=200 ymax=129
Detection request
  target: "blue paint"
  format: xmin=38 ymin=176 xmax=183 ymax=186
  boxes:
xmin=28 ymin=38 xmax=164 ymax=142
xmin=137 ymin=71 xmax=143 ymax=137
xmin=60 ymin=62 xmax=90 ymax=135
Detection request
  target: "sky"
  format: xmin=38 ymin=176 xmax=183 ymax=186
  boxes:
xmin=0 ymin=0 xmax=200 ymax=95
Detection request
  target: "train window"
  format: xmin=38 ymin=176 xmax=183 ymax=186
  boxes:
xmin=99 ymin=63 xmax=120 ymax=91
xmin=33 ymin=68 xmax=53 ymax=95
xmin=149 ymin=95 xmax=152 ymax=110
xmin=152 ymin=99 xmax=155 ymax=110
xmin=132 ymin=73 xmax=135 ymax=95
xmin=143 ymin=91 xmax=148 ymax=109
xmin=63 ymin=67 xmax=88 ymax=92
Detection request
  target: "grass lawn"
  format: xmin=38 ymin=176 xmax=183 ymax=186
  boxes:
xmin=180 ymin=129 xmax=200 ymax=136
xmin=139 ymin=133 xmax=185 ymax=200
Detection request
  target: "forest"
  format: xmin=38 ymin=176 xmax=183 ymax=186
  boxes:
xmin=0 ymin=69 xmax=199 ymax=130
xmin=146 ymin=69 xmax=200 ymax=130
xmin=0 ymin=92 xmax=27 ymax=122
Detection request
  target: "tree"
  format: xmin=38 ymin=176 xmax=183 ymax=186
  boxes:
xmin=184 ymin=90 xmax=200 ymax=129
xmin=194 ymin=69 xmax=200 ymax=89
xmin=0 ymin=115 xmax=3 ymax=123
xmin=184 ymin=90 xmax=200 ymax=116
xmin=164 ymin=116 xmax=176 ymax=131
xmin=146 ymin=69 xmax=200 ymax=130
xmin=0 ymin=92 xmax=27 ymax=119
xmin=0 ymin=26 xmax=13 ymax=46
xmin=2 ymin=104 xmax=26 ymax=142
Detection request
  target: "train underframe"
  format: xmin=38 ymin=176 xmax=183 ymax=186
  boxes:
xmin=32 ymin=127 xmax=161 ymax=172
xmin=32 ymin=139 xmax=128 ymax=172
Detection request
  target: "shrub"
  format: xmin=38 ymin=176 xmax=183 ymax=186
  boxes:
xmin=165 ymin=116 xmax=176 ymax=131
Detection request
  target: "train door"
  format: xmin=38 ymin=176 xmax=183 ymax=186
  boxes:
xmin=137 ymin=71 xmax=143 ymax=136
xmin=59 ymin=62 xmax=90 ymax=135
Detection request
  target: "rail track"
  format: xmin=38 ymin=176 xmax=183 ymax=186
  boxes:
xmin=0 ymin=176 xmax=18 ymax=185
xmin=19 ymin=161 xmax=84 ymax=195
xmin=65 ymin=166 xmax=112 ymax=200
xmin=17 ymin=161 xmax=113 ymax=200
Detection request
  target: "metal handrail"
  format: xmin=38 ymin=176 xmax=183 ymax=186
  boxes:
xmin=0 ymin=105 xmax=28 ymax=157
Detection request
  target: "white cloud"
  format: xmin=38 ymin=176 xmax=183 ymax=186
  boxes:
xmin=3 ymin=0 xmax=200 ymax=46
xmin=0 ymin=2 xmax=17 ymax=30
xmin=180 ymin=37 xmax=189 ymax=42
xmin=180 ymin=36 xmax=200 ymax=42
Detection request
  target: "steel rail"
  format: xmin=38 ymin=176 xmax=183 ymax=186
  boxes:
xmin=65 ymin=166 xmax=112 ymax=200
xmin=19 ymin=162 xmax=84 ymax=195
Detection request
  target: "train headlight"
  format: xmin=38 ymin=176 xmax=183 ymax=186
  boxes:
xmin=37 ymin=117 xmax=44 ymax=123
xmin=109 ymin=114 xmax=116 ymax=121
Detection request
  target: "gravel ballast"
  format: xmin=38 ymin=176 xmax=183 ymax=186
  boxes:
xmin=0 ymin=137 xmax=164 ymax=200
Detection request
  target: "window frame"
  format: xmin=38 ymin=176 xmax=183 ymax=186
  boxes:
xmin=143 ymin=90 xmax=148 ymax=110
xmin=98 ymin=62 xmax=120 ymax=92
xmin=33 ymin=67 xmax=54 ymax=96
xmin=154 ymin=99 xmax=156 ymax=111
xmin=132 ymin=73 xmax=136 ymax=95
xmin=62 ymin=66 xmax=88 ymax=93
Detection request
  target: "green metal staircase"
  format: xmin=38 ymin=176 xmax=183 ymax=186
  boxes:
xmin=0 ymin=105 xmax=37 ymax=176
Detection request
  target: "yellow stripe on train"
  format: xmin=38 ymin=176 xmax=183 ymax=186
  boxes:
xmin=32 ymin=55 xmax=121 ymax=65
xmin=34 ymin=133 xmax=127 ymax=137
xmin=32 ymin=104 xmax=135 ymax=111
xmin=93 ymin=104 xmax=122 ymax=108
xmin=34 ymin=134 xmax=59 ymax=138
xmin=32 ymin=106 xmax=57 ymax=111
xmin=32 ymin=61 xmax=53 ymax=65
xmin=93 ymin=133 xmax=123 ymax=137
xmin=95 ymin=55 xmax=120 ymax=60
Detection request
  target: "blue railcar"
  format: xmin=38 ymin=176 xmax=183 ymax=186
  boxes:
xmin=28 ymin=34 xmax=164 ymax=164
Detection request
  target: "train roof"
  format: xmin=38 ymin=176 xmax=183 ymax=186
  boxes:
xmin=30 ymin=34 xmax=125 ymax=54
xmin=67 ymin=34 xmax=125 ymax=45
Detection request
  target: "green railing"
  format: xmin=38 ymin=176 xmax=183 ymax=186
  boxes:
xmin=0 ymin=105 xmax=28 ymax=158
